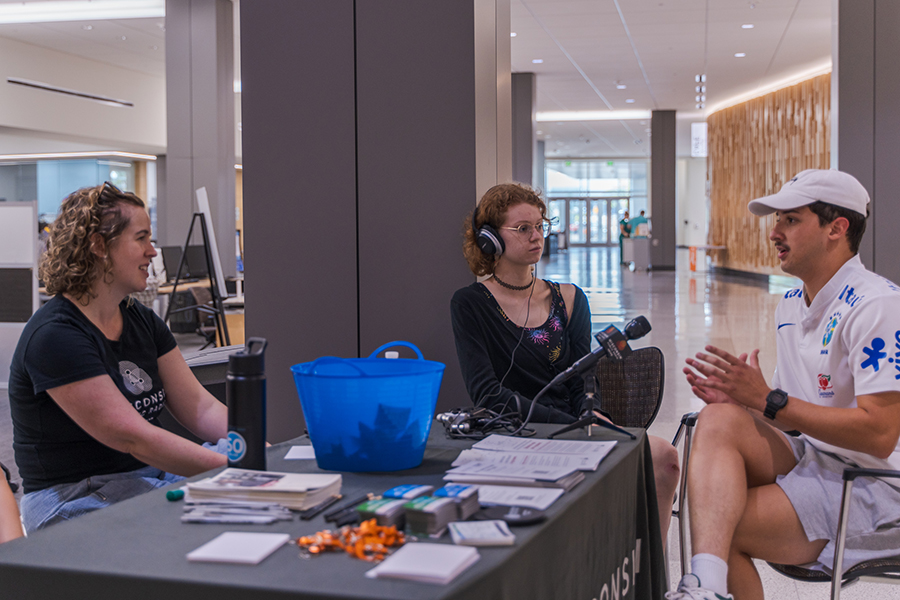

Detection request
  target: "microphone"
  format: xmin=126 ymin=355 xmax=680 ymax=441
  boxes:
xmin=552 ymin=316 xmax=652 ymax=384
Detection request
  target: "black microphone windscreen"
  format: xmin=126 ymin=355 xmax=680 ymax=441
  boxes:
xmin=624 ymin=316 xmax=651 ymax=340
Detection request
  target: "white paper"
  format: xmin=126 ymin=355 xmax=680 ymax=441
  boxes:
xmin=445 ymin=460 xmax=578 ymax=482
xmin=187 ymin=532 xmax=290 ymax=564
xmin=473 ymin=434 xmax=617 ymax=457
xmin=473 ymin=485 xmax=565 ymax=510
xmin=448 ymin=520 xmax=515 ymax=546
xmin=453 ymin=449 xmax=604 ymax=471
xmin=365 ymin=543 xmax=480 ymax=585
xmin=284 ymin=446 xmax=316 ymax=460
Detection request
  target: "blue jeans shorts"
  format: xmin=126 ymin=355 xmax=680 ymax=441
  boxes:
xmin=20 ymin=466 xmax=184 ymax=533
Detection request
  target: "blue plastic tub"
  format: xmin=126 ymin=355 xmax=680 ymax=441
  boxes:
xmin=291 ymin=341 xmax=445 ymax=472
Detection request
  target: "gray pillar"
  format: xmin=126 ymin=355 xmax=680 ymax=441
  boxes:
xmin=241 ymin=0 xmax=510 ymax=442
xmin=511 ymin=72 xmax=536 ymax=185
xmin=835 ymin=0 xmax=900 ymax=281
xmin=162 ymin=0 xmax=236 ymax=276
xmin=535 ymin=140 xmax=546 ymax=193
xmin=650 ymin=110 xmax=676 ymax=270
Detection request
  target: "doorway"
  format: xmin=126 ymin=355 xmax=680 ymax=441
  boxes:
xmin=548 ymin=197 xmax=630 ymax=246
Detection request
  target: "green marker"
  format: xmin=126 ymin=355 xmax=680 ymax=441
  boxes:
xmin=166 ymin=489 xmax=185 ymax=501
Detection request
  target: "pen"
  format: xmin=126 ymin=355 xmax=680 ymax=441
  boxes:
xmin=299 ymin=494 xmax=342 ymax=520
xmin=323 ymin=493 xmax=374 ymax=522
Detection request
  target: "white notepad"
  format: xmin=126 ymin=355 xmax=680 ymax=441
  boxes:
xmin=365 ymin=543 xmax=480 ymax=585
xmin=187 ymin=532 xmax=290 ymax=564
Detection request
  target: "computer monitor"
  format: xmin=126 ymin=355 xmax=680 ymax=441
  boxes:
xmin=161 ymin=245 xmax=210 ymax=281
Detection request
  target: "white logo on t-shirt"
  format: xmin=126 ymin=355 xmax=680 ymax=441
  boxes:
xmin=119 ymin=360 xmax=153 ymax=395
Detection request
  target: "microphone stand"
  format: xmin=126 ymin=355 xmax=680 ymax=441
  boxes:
xmin=547 ymin=373 xmax=636 ymax=440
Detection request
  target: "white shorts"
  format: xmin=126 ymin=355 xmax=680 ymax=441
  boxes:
xmin=776 ymin=433 xmax=900 ymax=574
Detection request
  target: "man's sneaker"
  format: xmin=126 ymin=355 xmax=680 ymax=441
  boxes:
xmin=664 ymin=574 xmax=734 ymax=600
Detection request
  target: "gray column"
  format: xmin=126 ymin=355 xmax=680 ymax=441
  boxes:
xmin=162 ymin=0 xmax=235 ymax=276
xmin=241 ymin=0 xmax=510 ymax=442
xmin=511 ymin=72 xmax=536 ymax=185
xmin=650 ymin=110 xmax=676 ymax=270
xmin=835 ymin=0 xmax=900 ymax=281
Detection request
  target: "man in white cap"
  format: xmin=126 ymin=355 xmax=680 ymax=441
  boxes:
xmin=669 ymin=169 xmax=900 ymax=600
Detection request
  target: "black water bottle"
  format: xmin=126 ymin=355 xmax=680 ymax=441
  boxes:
xmin=226 ymin=338 xmax=267 ymax=470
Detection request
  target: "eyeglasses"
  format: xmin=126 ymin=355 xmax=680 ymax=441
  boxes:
xmin=501 ymin=220 xmax=551 ymax=238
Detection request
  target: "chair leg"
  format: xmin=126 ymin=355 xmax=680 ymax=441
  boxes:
xmin=830 ymin=478 xmax=856 ymax=600
xmin=671 ymin=412 xmax=698 ymax=578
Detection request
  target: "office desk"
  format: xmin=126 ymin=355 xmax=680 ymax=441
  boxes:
xmin=0 ymin=425 xmax=665 ymax=600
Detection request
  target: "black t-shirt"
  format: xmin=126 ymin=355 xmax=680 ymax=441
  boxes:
xmin=9 ymin=295 xmax=178 ymax=494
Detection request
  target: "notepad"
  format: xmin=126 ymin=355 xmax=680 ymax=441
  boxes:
xmin=186 ymin=532 xmax=290 ymax=564
xmin=365 ymin=543 xmax=480 ymax=585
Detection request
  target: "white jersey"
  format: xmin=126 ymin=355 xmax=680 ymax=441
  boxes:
xmin=773 ymin=254 xmax=900 ymax=471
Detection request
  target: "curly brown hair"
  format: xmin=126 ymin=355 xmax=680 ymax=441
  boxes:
xmin=462 ymin=183 xmax=547 ymax=276
xmin=40 ymin=183 xmax=146 ymax=301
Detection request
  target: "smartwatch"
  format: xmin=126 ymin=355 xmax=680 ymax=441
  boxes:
xmin=764 ymin=388 xmax=789 ymax=420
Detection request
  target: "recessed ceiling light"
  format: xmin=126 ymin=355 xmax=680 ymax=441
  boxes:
xmin=734 ymin=52 xmax=746 ymax=58
xmin=532 ymin=59 xmax=543 ymax=64
xmin=510 ymin=32 xmax=517 ymax=37
xmin=742 ymin=24 xmax=754 ymax=29
xmin=616 ymin=84 xmax=627 ymax=90
xmin=82 ymin=24 xmax=92 ymax=30
xmin=625 ymin=99 xmax=635 ymax=103
xmin=120 ymin=35 xmax=127 ymax=41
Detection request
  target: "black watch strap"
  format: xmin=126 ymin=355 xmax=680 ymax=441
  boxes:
xmin=764 ymin=388 xmax=789 ymax=420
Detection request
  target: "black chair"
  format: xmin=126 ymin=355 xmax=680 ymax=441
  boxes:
xmin=672 ymin=413 xmax=900 ymax=598
xmin=595 ymin=346 xmax=665 ymax=428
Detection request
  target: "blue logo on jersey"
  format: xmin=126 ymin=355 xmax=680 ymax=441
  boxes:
xmin=822 ymin=312 xmax=842 ymax=347
xmin=838 ymin=285 xmax=864 ymax=308
xmin=226 ymin=431 xmax=247 ymax=462
xmin=861 ymin=338 xmax=887 ymax=372
xmin=784 ymin=289 xmax=802 ymax=299
xmin=778 ymin=323 xmax=795 ymax=330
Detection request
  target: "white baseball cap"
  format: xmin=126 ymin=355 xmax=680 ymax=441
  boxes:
xmin=748 ymin=169 xmax=870 ymax=217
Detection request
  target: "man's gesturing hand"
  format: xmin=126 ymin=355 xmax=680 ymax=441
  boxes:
xmin=683 ymin=346 xmax=770 ymax=410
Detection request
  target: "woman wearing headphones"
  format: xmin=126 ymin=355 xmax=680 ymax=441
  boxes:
xmin=450 ymin=182 xmax=680 ymax=541
xmin=8 ymin=183 xmax=228 ymax=532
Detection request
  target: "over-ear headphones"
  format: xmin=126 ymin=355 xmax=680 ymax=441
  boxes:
xmin=472 ymin=202 xmax=505 ymax=258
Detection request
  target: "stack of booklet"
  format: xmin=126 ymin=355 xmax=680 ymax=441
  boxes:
xmin=443 ymin=435 xmax=616 ymax=492
xmin=186 ymin=468 xmax=342 ymax=511
xmin=404 ymin=496 xmax=459 ymax=536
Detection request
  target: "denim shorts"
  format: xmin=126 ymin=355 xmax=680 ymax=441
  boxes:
xmin=20 ymin=466 xmax=184 ymax=533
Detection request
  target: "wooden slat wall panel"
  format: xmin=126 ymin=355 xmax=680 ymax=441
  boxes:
xmin=708 ymin=73 xmax=831 ymax=274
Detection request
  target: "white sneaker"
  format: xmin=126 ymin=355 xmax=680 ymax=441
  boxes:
xmin=665 ymin=574 xmax=734 ymax=600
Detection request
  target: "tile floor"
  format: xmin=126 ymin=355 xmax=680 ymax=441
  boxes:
xmin=0 ymin=247 xmax=894 ymax=597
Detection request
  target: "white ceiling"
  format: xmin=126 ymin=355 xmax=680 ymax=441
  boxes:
xmin=0 ymin=0 xmax=832 ymax=159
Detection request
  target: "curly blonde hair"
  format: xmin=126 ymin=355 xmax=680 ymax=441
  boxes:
xmin=40 ymin=183 xmax=146 ymax=301
xmin=462 ymin=183 xmax=547 ymax=277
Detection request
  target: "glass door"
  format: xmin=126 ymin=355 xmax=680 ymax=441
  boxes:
xmin=589 ymin=199 xmax=608 ymax=244
xmin=568 ymin=200 xmax=587 ymax=244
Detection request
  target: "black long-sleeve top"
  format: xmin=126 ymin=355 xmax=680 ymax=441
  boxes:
xmin=450 ymin=280 xmax=600 ymax=423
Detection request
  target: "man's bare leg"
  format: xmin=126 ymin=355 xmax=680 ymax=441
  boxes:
xmin=648 ymin=434 xmax=680 ymax=543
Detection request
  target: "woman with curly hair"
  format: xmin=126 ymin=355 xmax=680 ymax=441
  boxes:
xmin=450 ymin=182 xmax=680 ymax=541
xmin=8 ymin=183 xmax=227 ymax=532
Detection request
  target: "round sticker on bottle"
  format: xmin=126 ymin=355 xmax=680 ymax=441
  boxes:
xmin=226 ymin=431 xmax=247 ymax=462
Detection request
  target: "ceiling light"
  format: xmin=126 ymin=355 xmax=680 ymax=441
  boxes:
xmin=510 ymin=32 xmax=517 ymax=37
xmin=234 ymin=80 xmax=242 ymax=93
xmin=695 ymin=74 xmax=706 ymax=83
xmin=742 ymin=24 xmax=754 ymax=29
xmin=532 ymin=59 xmax=543 ymax=64
xmin=120 ymin=36 xmax=127 ymax=41
xmin=695 ymin=85 xmax=706 ymax=93
xmin=82 ymin=24 xmax=92 ymax=30
xmin=734 ymin=52 xmax=746 ymax=58
xmin=0 ymin=1 xmax=165 ymax=24
xmin=536 ymin=110 xmax=651 ymax=122
xmin=625 ymin=99 xmax=635 ymax=103
xmin=616 ymin=83 xmax=627 ymax=90
xmin=708 ymin=61 xmax=831 ymax=114
xmin=0 ymin=151 xmax=156 ymax=162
